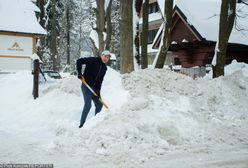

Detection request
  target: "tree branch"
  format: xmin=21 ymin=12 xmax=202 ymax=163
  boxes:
xmin=239 ymin=0 xmax=248 ymax=5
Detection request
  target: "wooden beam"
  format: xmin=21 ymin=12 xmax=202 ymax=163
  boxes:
xmin=0 ymin=55 xmax=31 ymax=59
xmin=0 ymin=31 xmax=35 ymax=37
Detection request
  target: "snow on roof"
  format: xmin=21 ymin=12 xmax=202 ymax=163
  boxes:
xmin=0 ymin=0 xmax=46 ymax=35
xmin=157 ymin=0 xmax=248 ymax=45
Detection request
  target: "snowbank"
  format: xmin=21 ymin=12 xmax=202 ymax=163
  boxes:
xmin=0 ymin=61 xmax=248 ymax=167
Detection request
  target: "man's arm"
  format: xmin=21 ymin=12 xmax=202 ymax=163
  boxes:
xmin=76 ymin=58 xmax=87 ymax=78
xmin=95 ymin=69 xmax=107 ymax=92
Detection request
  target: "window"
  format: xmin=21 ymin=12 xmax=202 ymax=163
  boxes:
xmin=148 ymin=2 xmax=159 ymax=14
xmin=148 ymin=29 xmax=158 ymax=44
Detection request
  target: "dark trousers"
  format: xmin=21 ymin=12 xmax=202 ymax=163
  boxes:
xmin=80 ymin=84 xmax=102 ymax=126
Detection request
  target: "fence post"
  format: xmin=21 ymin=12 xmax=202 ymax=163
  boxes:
xmin=33 ymin=59 xmax=39 ymax=99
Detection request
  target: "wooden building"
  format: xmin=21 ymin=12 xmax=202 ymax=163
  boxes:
xmin=153 ymin=0 xmax=248 ymax=76
xmin=0 ymin=0 xmax=46 ymax=71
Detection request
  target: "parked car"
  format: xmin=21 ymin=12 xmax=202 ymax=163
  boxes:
xmin=42 ymin=70 xmax=62 ymax=79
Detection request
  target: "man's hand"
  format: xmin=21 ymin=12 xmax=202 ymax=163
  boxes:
xmin=95 ymin=90 xmax=101 ymax=98
xmin=78 ymin=74 xmax=83 ymax=79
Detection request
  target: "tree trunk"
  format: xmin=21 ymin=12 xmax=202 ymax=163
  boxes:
xmin=141 ymin=0 xmax=149 ymax=69
xmin=51 ymin=0 xmax=58 ymax=70
xmin=95 ymin=0 xmax=106 ymax=55
xmin=105 ymin=0 xmax=113 ymax=51
xmin=155 ymin=0 xmax=173 ymax=68
xmin=120 ymin=0 xmax=134 ymax=74
xmin=134 ymin=23 xmax=140 ymax=65
xmin=212 ymin=0 xmax=236 ymax=78
xmin=66 ymin=1 xmax=71 ymax=65
xmin=134 ymin=0 xmax=143 ymax=66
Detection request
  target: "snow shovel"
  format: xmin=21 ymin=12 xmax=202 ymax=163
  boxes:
xmin=79 ymin=77 xmax=109 ymax=109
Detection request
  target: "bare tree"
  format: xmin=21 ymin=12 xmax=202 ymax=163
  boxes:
xmin=141 ymin=0 xmax=149 ymax=69
xmin=105 ymin=0 xmax=113 ymax=51
xmin=96 ymin=0 xmax=105 ymax=54
xmin=155 ymin=0 xmax=173 ymax=68
xmin=51 ymin=0 xmax=58 ymax=70
xmin=212 ymin=0 xmax=236 ymax=78
xmin=134 ymin=0 xmax=143 ymax=66
xmin=120 ymin=0 xmax=134 ymax=73
xmin=91 ymin=0 xmax=114 ymax=56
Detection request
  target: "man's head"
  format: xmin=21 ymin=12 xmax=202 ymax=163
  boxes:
xmin=100 ymin=50 xmax=111 ymax=63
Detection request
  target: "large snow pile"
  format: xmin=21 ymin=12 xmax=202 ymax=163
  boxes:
xmin=0 ymin=61 xmax=248 ymax=168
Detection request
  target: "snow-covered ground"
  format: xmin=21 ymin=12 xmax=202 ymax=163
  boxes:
xmin=0 ymin=60 xmax=248 ymax=168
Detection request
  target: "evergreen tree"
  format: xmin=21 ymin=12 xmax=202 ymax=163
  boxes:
xmin=36 ymin=0 xmax=64 ymax=70
xmin=59 ymin=0 xmax=92 ymax=72
xmin=110 ymin=0 xmax=121 ymax=70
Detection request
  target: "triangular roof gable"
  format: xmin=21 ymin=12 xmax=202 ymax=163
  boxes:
xmin=172 ymin=5 xmax=204 ymax=42
xmin=154 ymin=0 xmax=248 ymax=47
xmin=153 ymin=5 xmax=205 ymax=49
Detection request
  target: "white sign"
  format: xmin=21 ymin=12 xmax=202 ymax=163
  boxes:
xmin=0 ymin=35 xmax=33 ymax=57
xmin=0 ymin=57 xmax=31 ymax=70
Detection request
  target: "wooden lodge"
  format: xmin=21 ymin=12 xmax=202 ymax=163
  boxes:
xmin=152 ymin=2 xmax=248 ymax=76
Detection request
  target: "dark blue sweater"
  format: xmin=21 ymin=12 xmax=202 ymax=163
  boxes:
xmin=76 ymin=57 xmax=107 ymax=91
